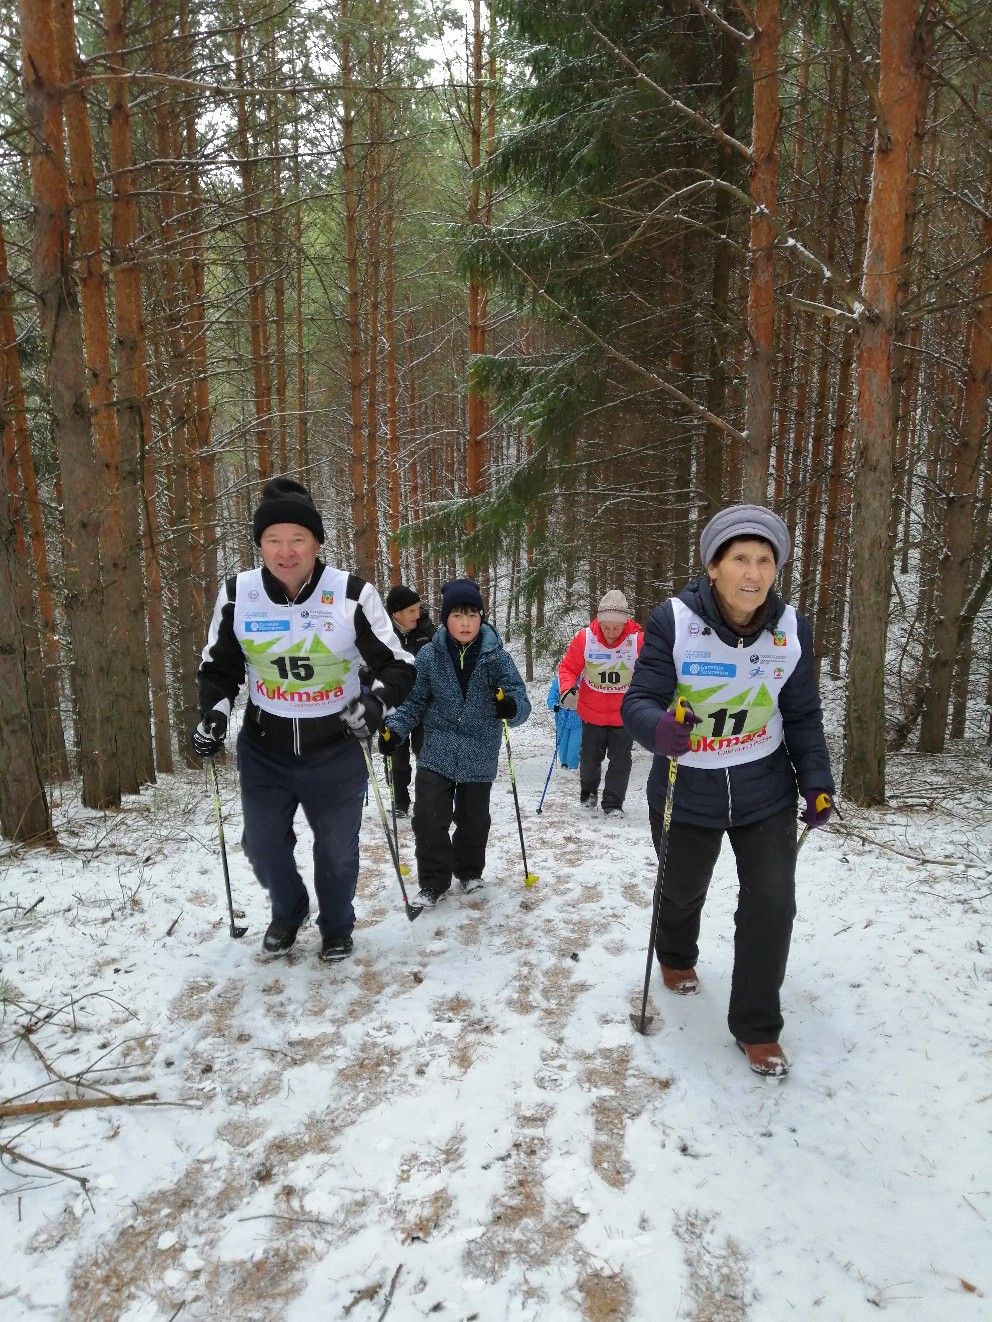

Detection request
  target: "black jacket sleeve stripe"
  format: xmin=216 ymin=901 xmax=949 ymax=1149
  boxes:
xmin=198 ymin=575 xmax=244 ymax=712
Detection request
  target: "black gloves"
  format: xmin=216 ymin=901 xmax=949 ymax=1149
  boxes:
xmin=340 ymin=694 xmax=384 ymax=741
xmin=191 ymin=707 xmax=228 ymax=758
xmin=378 ymin=726 xmax=404 ymax=756
xmin=494 ymin=690 xmax=517 ymax=720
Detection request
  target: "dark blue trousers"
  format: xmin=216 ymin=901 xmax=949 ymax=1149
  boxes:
xmin=237 ymin=731 xmax=366 ymax=938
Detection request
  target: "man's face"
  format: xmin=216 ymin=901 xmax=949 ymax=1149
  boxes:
xmin=446 ymin=606 xmax=482 ymax=644
xmin=259 ymin=523 xmax=320 ymax=594
xmin=599 ymin=618 xmax=625 ymax=644
xmin=392 ymin=603 xmax=421 ymax=633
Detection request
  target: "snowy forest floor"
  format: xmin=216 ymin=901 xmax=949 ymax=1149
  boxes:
xmin=2 ymin=683 xmax=990 ymax=1321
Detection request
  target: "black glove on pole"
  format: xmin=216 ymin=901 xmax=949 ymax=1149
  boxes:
xmin=192 ymin=707 xmax=228 ymax=758
xmin=340 ymin=694 xmax=384 ymax=742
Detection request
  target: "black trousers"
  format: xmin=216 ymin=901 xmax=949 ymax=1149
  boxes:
xmin=580 ymin=722 xmax=634 ymax=809
xmin=413 ymin=766 xmax=492 ymax=893
xmin=649 ymin=804 xmax=798 ymax=1043
xmin=384 ymin=725 xmax=423 ymax=812
xmin=238 ymin=731 xmax=366 ymax=939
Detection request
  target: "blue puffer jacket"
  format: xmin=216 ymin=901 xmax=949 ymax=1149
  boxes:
xmin=386 ymin=622 xmax=531 ymax=783
xmin=621 ymin=576 xmax=833 ymax=828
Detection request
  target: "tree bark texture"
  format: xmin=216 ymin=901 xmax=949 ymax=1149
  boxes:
xmin=21 ymin=0 xmax=122 ymax=809
xmin=843 ymin=0 xmax=930 ymax=806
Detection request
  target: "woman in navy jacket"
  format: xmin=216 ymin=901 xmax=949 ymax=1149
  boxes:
xmin=621 ymin=505 xmax=834 ymax=1077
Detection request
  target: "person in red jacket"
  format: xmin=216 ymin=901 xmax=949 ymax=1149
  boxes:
xmin=558 ymin=590 xmax=644 ymax=816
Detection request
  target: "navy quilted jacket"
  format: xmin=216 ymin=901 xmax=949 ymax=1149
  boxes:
xmin=621 ymin=576 xmax=833 ymax=828
xmin=386 ymin=622 xmax=531 ymax=783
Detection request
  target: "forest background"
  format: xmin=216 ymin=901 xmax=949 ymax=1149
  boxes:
xmin=1 ymin=0 xmax=991 ymax=843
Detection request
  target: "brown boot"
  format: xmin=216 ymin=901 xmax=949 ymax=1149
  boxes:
xmin=661 ymin=964 xmax=699 ymax=995
xmin=736 ymin=1040 xmax=789 ymax=1077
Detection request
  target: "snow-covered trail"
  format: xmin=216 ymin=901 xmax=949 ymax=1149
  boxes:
xmin=2 ymin=694 xmax=989 ymax=1320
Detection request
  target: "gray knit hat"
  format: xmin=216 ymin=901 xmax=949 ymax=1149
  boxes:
xmin=597 ymin=589 xmax=632 ymax=621
xmin=699 ymin=504 xmax=790 ymax=568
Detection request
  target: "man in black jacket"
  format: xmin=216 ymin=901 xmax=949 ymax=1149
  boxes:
xmin=622 ymin=504 xmax=834 ymax=1077
xmin=382 ymin=584 xmax=434 ymax=815
xmin=192 ymin=477 xmax=415 ymax=963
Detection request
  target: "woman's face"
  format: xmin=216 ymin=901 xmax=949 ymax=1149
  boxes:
xmin=708 ymin=538 xmax=777 ymax=617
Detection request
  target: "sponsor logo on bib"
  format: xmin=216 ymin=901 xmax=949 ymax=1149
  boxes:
xmin=245 ymin=619 xmax=291 ymax=633
xmin=682 ymin=661 xmax=736 ymax=677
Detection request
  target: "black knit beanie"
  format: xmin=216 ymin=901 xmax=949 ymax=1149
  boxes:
xmin=440 ymin=577 xmax=484 ymax=623
xmin=253 ymin=477 xmax=325 ymax=546
xmin=386 ymin=584 xmax=420 ymax=615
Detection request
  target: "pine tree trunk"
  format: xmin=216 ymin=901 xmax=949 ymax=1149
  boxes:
xmin=56 ymin=0 xmax=148 ymax=795
xmin=0 ymin=471 xmax=52 ymax=842
xmin=843 ymin=0 xmax=931 ymax=806
xmin=341 ymin=6 xmax=372 ymax=579
xmin=233 ymin=22 xmax=273 ymax=481
xmin=742 ymin=0 xmax=780 ymax=502
xmin=0 ymin=211 xmax=67 ymax=779
xmin=21 ymin=0 xmax=120 ymax=809
xmin=105 ymin=0 xmax=156 ymax=785
xmin=918 ymin=170 xmax=992 ymax=749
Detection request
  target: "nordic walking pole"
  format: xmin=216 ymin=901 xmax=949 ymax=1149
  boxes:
xmin=360 ymin=741 xmax=422 ymax=921
xmin=497 ymin=689 xmax=539 ymax=887
xmin=208 ymin=758 xmax=248 ymax=939
xmin=797 ymin=792 xmax=833 ymax=852
xmin=631 ymin=696 xmax=691 ymax=1034
xmin=536 ymin=719 xmax=565 ymax=815
xmin=383 ymin=744 xmax=411 ymax=877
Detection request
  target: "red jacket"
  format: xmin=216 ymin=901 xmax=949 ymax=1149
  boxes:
xmin=559 ymin=618 xmax=643 ymax=727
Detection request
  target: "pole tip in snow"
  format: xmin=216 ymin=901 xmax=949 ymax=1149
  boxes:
xmin=629 ymin=1010 xmax=655 ymax=1034
xmin=230 ymin=923 xmax=248 ymax=939
xmin=524 ymin=873 xmax=539 ymax=887
xmin=406 ymin=902 xmax=424 ymax=922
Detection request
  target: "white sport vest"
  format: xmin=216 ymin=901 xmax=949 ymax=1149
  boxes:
xmin=582 ymin=627 xmax=640 ymax=694
xmin=671 ymin=598 xmax=801 ymax=768
xmin=233 ymin=566 xmax=362 ymax=719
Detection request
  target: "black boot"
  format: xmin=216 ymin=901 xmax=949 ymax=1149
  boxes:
xmin=319 ymin=933 xmax=354 ymax=963
xmin=262 ymin=919 xmax=300 ymax=954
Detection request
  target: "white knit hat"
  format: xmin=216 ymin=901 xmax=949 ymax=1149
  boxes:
xmin=597 ymin=589 xmax=632 ymax=621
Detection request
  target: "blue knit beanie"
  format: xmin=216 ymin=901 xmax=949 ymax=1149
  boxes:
xmin=440 ymin=577 xmax=484 ymax=623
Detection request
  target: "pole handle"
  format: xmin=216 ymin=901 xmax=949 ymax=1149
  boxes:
xmin=673 ymin=695 xmax=689 ymax=724
xmin=814 ymin=792 xmax=832 ymax=814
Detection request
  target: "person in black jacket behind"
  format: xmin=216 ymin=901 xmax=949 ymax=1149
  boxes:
xmin=622 ymin=504 xmax=834 ymax=1078
xmin=382 ymin=583 xmax=434 ymax=815
xmin=191 ymin=477 xmax=415 ymax=964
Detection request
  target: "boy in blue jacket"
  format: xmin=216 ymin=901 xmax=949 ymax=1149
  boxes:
xmin=380 ymin=578 xmax=531 ymax=906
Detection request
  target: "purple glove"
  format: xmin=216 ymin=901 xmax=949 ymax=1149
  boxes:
xmin=654 ymin=707 xmax=700 ymax=758
xmin=802 ymin=789 xmax=833 ymax=827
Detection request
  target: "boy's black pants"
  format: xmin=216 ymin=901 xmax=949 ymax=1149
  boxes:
xmin=413 ymin=767 xmax=492 ymax=892
xmin=648 ymin=804 xmax=798 ymax=1044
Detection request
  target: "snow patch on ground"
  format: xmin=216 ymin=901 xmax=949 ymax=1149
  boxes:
xmin=2 ymin=684 xmax=990 ymax=1319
